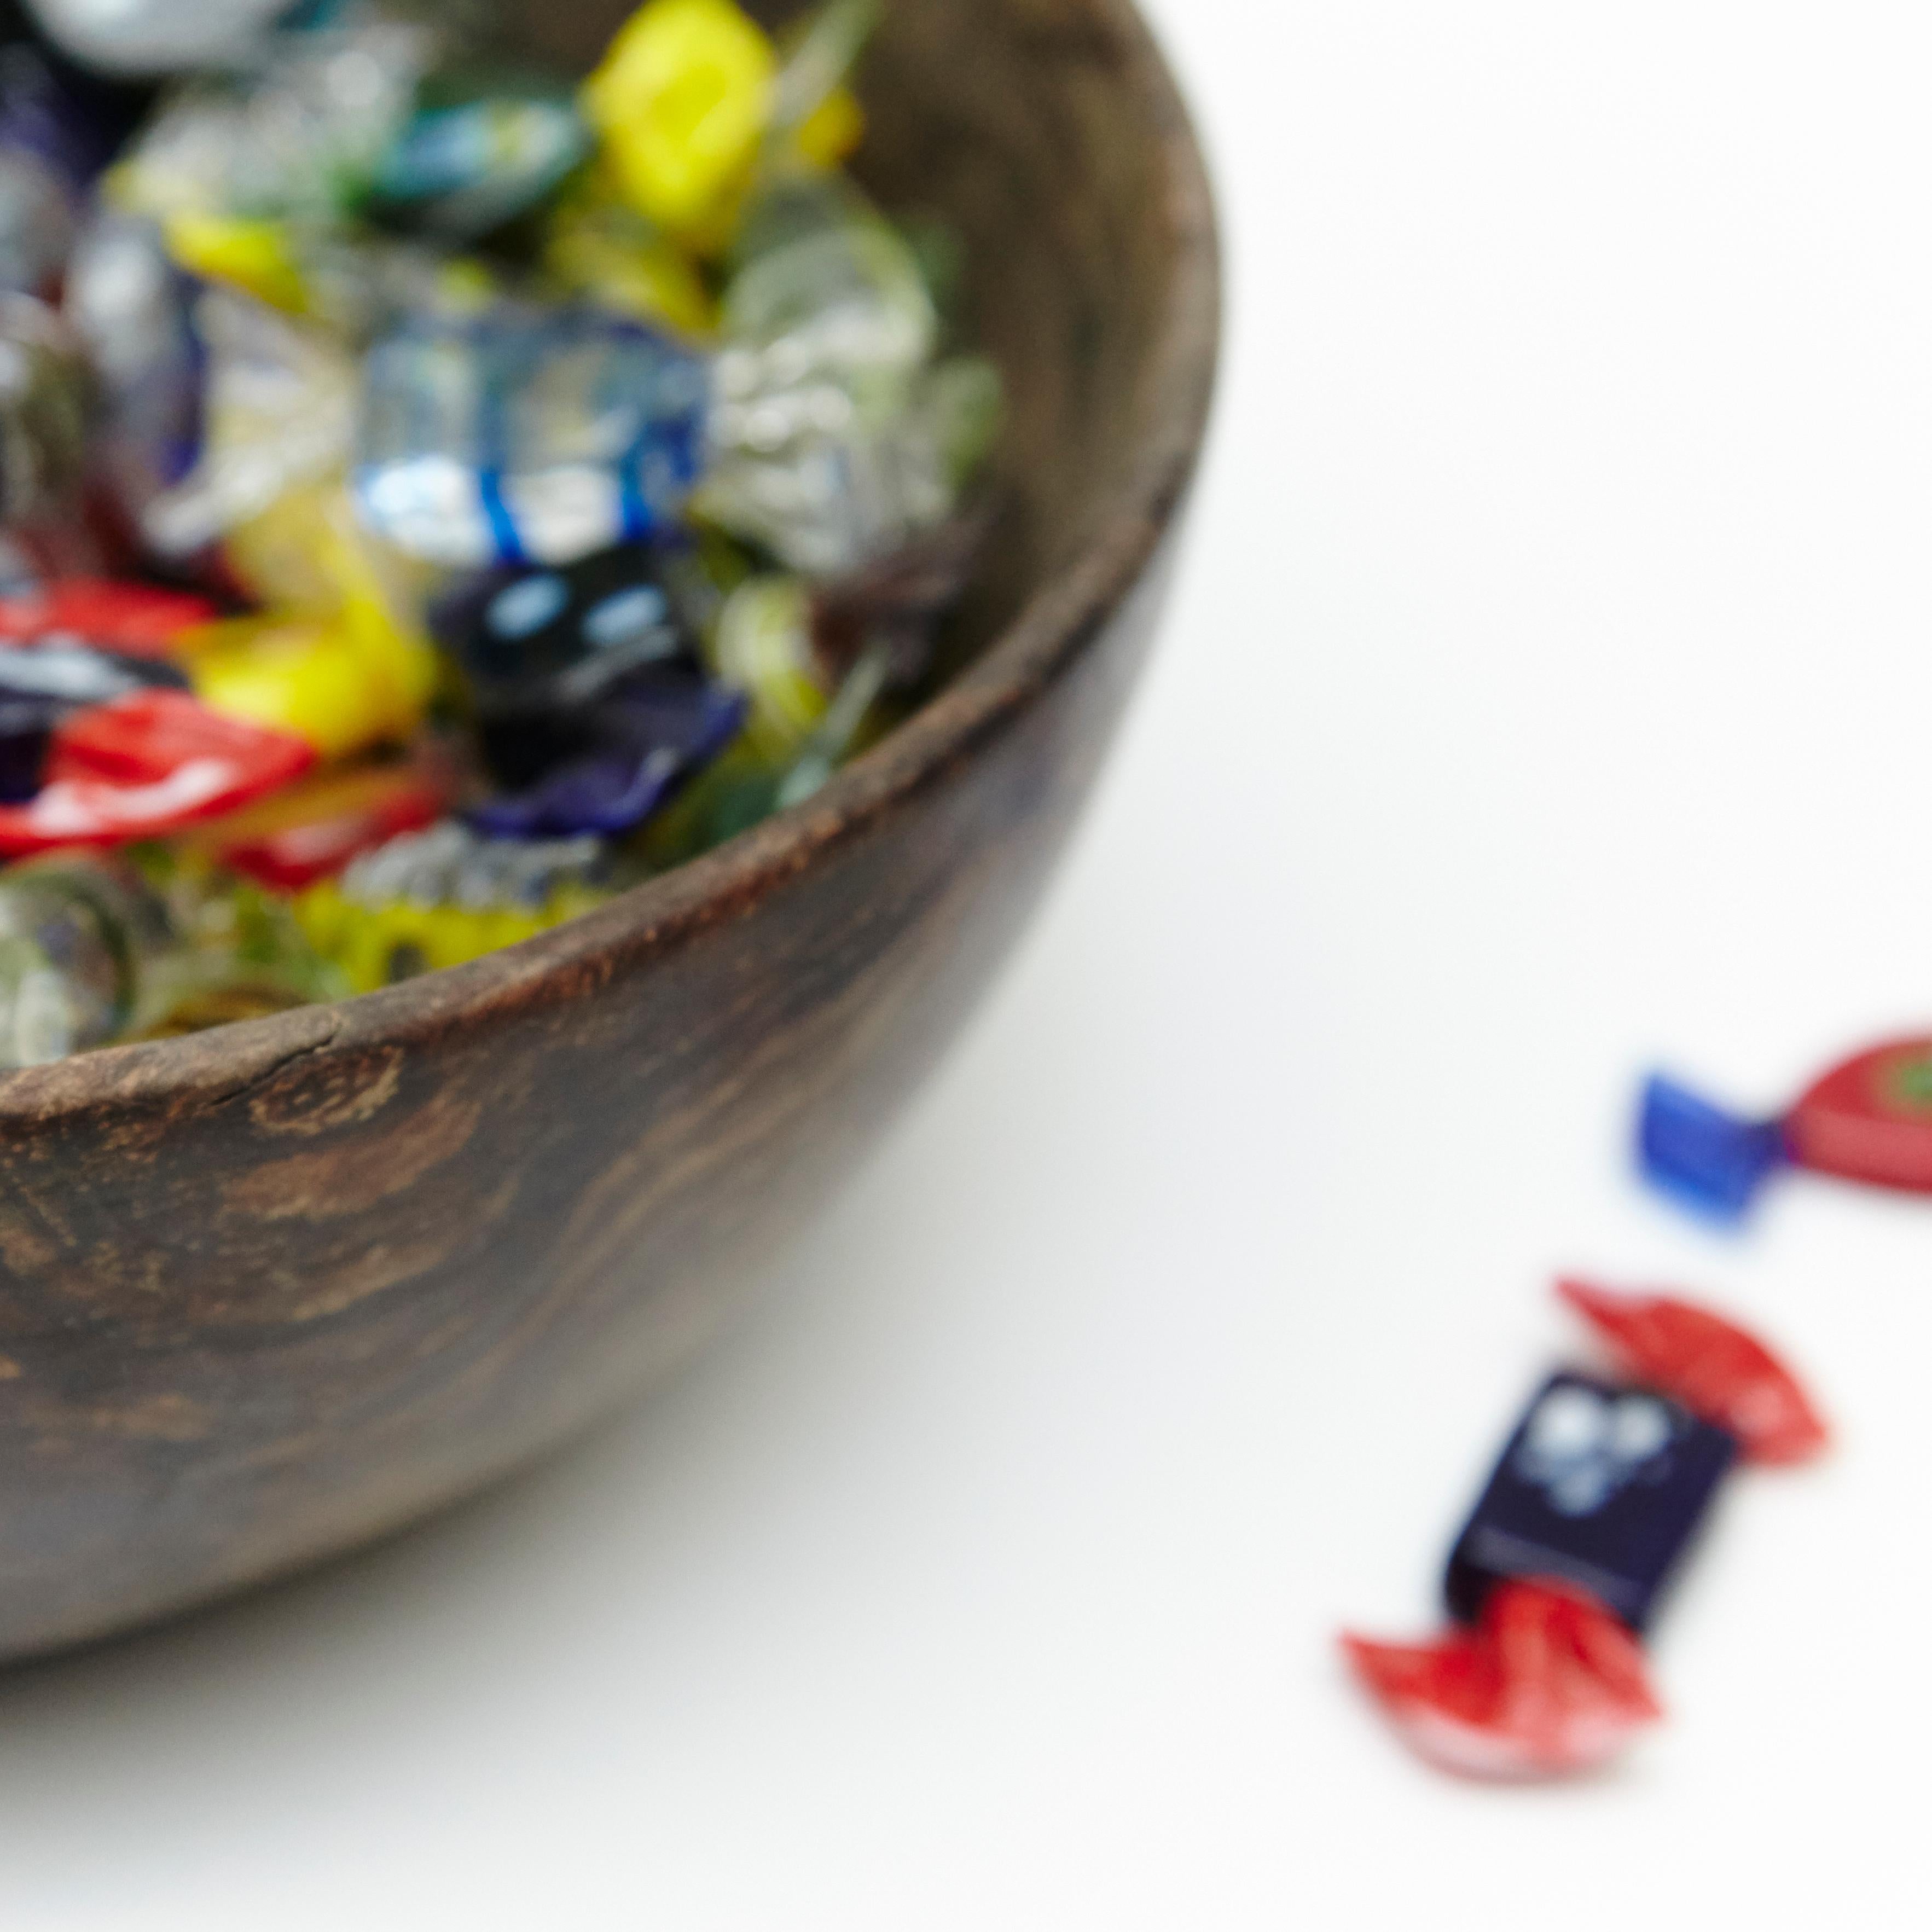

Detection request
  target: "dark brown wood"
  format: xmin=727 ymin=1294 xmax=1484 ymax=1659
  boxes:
xmin=0 ymin=0 xmax=1220 ymax=1659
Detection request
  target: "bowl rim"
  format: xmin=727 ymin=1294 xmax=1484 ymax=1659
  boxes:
xmin=0 ymin=0 xmax=1221 ymax=1128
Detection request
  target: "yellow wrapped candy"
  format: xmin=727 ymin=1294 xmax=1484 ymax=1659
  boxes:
xmin=710 ymin=574 xmax=828 ymax=763
xmin=181 ymin=480 xmax=440 ymax=761
xmin=181 ymin=609 xmax=435 ymax=762
xmin=794 ymin=85 xmax=865 ymax=169
xmin=224 ymin=480 xmax=441 ymax=626
xmin=163 ymin=213 xmax=314 ymax=316
xmin=583 ymin=0 xmax=776 ymax=243
xmin=543 ymin=185 xmax=718 ymax=338
xmin=295 ymin=881 xmax=610 ymax=994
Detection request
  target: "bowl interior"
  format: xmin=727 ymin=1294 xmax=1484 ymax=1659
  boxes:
xmin=0 ymin=0 xmax=1215 ymax=1118
xmin=509 ymin=0 xmax=1198 ymax=684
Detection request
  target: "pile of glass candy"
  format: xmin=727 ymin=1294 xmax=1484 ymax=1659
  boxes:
xmin=0 ymin=0 xmax=1002 ymax=1068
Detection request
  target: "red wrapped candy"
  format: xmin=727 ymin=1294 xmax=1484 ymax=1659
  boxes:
xmin=1342 ymin=1281 xmax=1825 ymax=1779
xmin=1640 ymin=1037 xmax=1932 ymax=1221
xmin=0 ymin=579 xmax=221 ymax=662
xmin=206 ymin=764 xmax=449 ymax=892
xmin=0 ymin=690 xmax=315 ymax=854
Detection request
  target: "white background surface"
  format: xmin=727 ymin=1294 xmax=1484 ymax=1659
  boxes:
xmin=9 ymin=1 xmax=1932 ymax=1925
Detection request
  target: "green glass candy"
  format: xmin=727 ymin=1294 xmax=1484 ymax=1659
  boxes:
xmin=700 ymin=183 xmax=1001 ymax=575
xmin=0 ymin=850 xmax=340 ymax=1067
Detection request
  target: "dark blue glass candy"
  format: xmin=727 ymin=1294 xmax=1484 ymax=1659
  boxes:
xmin=432 ymin=539 xmax=690 ymax=717
xmin=1444 ymin=1371 xmax=1737 ymax=1635
xmin=0 ymin=696 xmax=51 ymax=802
xmin=466 ymin=671 xmax=747 ymax=841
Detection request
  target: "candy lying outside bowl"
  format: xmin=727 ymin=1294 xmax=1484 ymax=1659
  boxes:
xmin=0 ymin=0 xmax=1217 ymax=1662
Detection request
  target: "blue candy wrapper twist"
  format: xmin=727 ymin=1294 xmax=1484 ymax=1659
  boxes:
xmin=1637 ymin=1072 xmax=1787 ymax=1223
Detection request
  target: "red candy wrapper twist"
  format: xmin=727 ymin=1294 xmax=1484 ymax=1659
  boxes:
xmin=1343 ymin=1580 xmax=1661 ymax=1780
xmin=1554 ymin=1279 xmax=1828 ymax=1467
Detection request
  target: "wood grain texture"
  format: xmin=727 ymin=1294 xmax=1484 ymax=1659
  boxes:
xmin=0 ymin=0 xmax=1220 ymax=1658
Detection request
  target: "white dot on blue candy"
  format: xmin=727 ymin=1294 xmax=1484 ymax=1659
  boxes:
xmin=1610 ymin=1396 xmax=1673 ymax=1464
xmin=488 ymin=574 xmax=570 ymax=640
xmin=1525 ymin=1385 xmax=1609 ymax=1459
xmin=584 ymin=586 xmax=668 ymax=652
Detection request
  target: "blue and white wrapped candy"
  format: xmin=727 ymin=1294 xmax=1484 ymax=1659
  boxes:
xmin=355 ymin=309 xmax=710 ymax=572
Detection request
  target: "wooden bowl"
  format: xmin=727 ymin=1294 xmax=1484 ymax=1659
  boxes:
xmin=0 ymin=0 xmax=1219 ymax=1660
